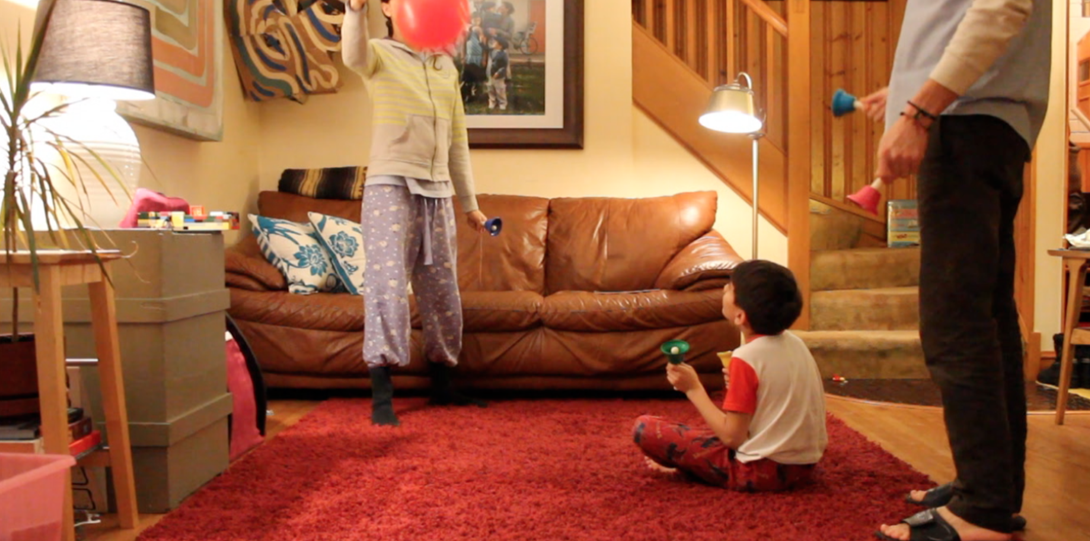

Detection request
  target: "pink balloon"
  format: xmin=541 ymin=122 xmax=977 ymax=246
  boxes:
xmin=395 ymin=0 xmax=470 ymax=52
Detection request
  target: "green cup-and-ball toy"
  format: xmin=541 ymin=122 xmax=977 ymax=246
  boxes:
xmin=661 ymin=339 xmax=690 ymax=365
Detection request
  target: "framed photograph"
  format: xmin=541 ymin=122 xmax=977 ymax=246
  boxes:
xmin=458 ymin=0 xmax=583 ymax=148
xmin=117 ymin=0 xmax=225 ymax=142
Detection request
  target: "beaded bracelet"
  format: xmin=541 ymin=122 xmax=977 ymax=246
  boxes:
xmin=901 ymin=100 xmax=938 ymax=124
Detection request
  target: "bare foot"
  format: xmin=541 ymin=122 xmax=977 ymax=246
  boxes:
xmin=907 ymin=488 xmax=930 ymax=502
xmin=878 ymin=507 xmax=1011 ymax=541
xmin=643 ymin=457 xmax=678 ymax=475
xmin=907 ymin=489 xmax=1025 ymax=530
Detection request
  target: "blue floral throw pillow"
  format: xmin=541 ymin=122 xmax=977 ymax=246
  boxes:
xmin=307 ymin=212 xmax=366 ymax=295
xmin=249 ymin=214 xmax=342 ymax=295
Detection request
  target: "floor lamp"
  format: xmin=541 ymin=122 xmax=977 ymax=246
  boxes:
xmin=30 ymin=0 xmax=156 ymax=228
xmin=698 ymin=73 xmax=764 ymax=260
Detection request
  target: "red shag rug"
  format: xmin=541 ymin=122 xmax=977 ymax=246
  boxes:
xmin=138 ymin=397 xmax=931 ymax=541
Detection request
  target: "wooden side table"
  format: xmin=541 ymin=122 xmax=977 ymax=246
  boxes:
xmin=0 ymin=251 xmax=138 ymax=540
xmin=1047 ymin=249 xmax=1090 ymax=425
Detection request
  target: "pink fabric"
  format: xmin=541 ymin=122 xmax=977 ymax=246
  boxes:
xmin=118 ymin=188 xmax=189 ymax=228
xmin=226 ymin=338 xmax=263 ymax=461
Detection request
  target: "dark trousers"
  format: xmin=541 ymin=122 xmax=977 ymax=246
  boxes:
xmin=917 ymin=115 xmax=1029 ymax=534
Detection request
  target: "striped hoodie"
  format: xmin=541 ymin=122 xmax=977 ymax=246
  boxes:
xmin=342 ymin=4 xmax=478 ymax=212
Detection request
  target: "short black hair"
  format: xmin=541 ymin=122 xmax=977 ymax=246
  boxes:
xmin=730 ymin=259 xmax=802 ymax=335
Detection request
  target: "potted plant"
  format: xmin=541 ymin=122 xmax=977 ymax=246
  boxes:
xmin=1 ymin=2 xmax=133 ymax=417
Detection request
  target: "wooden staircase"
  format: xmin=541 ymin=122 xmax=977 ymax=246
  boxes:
xmin=631 ymin=0 xmax=1038 ymax=377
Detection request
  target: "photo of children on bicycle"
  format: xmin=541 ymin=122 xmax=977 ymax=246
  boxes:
xmin=457 ymin=0 xmax=546 ymax=116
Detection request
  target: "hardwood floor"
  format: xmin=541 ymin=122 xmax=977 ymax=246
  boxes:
xmin=825 ymin=396 xmax=1090 ymax=541
xmin=82 ymin=397 xmax=1090 ymax=541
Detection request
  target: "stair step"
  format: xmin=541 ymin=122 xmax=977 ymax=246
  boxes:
xmin=810 ymin=287 xmax=919 ymax=331
xmin=811 ymin=247 xmax=921 ymax=291
xmin=795 ymin=330 xmax=928 ymax=379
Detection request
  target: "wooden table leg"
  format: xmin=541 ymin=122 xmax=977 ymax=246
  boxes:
xmin=88 ymin=272 xmax=139 ymax=528
xmin=1057 ymin=258 xmax=1086 ymax=425
xmin=33 ymin=266 xmax=75 ymax=541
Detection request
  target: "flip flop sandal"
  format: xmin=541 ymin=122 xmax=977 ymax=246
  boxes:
xmin=905 ymin=483 xmax=953 ymax=507
xmin=875 ymin=508 xmax=961 ymax=541
xmin=905 ymin=484 xmax=1027 ymax=531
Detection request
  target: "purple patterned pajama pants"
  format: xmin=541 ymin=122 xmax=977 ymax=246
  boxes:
xmin=361 ymin=185 xmax=462 ymax=369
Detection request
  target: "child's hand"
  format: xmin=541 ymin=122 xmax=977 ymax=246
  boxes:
xmin=466 ymin=210 xmax=488 ymax=232
xmin=667 ymin=363 xmax=701 ymax=394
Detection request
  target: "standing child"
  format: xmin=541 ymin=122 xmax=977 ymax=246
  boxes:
xmin=461 ymin=14 xmax=486 ymax=103
xmin=487 ymin=35 xmax=509 ymax=111
xmin=342 ymin=0 xmax=489 ymax=427
xmin=633 ymin=260 xmax=828 ymax=491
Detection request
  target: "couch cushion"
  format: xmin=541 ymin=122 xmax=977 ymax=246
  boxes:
xmin=230 ymin=289 xmax=369 ymax=331
xmin=462 ymin=291 xmax=543 ymax=332
xmin=278 ymin=166 xmax=366 ymax=200
xmin=540 ymin=290 xmax=724 ymax=332
xmin=308 ymin=212 xmax=366 ymax=295
xmin=230 ymin=288 xmax=542 ymax=333
xmin=249 ymin=214 xmax=343 ymax=295
xmin=544 ymin=192 xmax=718 ymax=293
xmin=454 ymin=194 xmax=549 ymax=294
xmin=259 ymin=191 xmax=361 ymax=223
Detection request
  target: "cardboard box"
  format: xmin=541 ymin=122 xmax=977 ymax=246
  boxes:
xmin=1 ymin=230 xmax=232 ymax=513
xmin=888 ymin=200 xmax=920 ymax=248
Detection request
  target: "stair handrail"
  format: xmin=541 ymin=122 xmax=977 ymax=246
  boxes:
xmin=738 ymin=0 xmax=787 ymax=36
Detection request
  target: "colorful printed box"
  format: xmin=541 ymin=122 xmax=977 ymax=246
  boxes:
xmin=887 ymin=200 xmax=920 ymax=248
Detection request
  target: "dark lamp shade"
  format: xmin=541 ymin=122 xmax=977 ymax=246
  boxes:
xmin=32 ymin=0 xmax=155 ymax=101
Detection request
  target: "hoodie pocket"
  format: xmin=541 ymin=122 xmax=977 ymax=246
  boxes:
xmin=384 ymin=114 xmax=435 ymax=164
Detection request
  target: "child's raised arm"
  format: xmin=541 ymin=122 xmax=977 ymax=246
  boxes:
xmin=342 ymin=0 xmax=379 ymax=76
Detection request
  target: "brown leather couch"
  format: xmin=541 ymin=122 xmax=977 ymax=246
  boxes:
xmin=225 ymin=190 xmax=744 ymax=391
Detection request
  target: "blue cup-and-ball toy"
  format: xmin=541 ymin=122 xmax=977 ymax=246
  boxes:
xmin=831 ymin=89 xmax=863 ymax=117
xmin=661 ymin=339 xmax=690 ymax=365
xmin=484 ymin=217 xmax=502 ymax=236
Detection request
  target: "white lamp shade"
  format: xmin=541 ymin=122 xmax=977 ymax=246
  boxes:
xmin=36 ymin=98 xmax=140 ymax=228
xmin=700 ymin=78 xmax=762 ymax=134
xmin=699 ymin=110 xmax=763 ymax=134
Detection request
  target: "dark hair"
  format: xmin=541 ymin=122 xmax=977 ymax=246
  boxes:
xmin=381 ymin=0 xmax=393 ymax=37
xmin=730 ymin=260 xmax=802 ymax=335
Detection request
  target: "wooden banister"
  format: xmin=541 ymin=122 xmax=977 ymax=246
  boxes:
xmin=632 ymin=0 xmax=809 ymax=324
xmin=738 ymin=0 xmax=787 ymax=36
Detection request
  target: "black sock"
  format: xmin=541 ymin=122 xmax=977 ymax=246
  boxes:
xmin=369 ymin=366 xmax=400 ymax=426
xmin=428 ymin=362 xmax=487 ymax=407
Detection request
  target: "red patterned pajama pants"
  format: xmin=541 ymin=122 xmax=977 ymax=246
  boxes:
xmin=632 ymin=415 xmax=816 ymax=491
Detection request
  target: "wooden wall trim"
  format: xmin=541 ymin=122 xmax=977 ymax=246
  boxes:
xmin=787 ymin=0 xmax=811 ymax=329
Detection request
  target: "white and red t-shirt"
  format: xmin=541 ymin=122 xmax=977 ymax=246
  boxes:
xmin=722 ymin=331 xmax=828 ymax=465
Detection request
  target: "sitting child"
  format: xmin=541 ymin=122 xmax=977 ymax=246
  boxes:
xmin=632 ymin=259 xmax=827 ymax=491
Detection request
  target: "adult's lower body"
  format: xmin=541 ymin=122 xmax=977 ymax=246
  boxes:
xmin=901 ymin=115 xmax=1029 ymax=537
